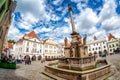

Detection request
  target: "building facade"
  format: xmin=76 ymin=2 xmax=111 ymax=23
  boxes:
xmin=13 ymin=31 xmax=64 ymax=60
xmin=0 ymin=0 xmax=16 ymax=57
xmin=4 ymin=42 xmax=14 ymax=57
xmin=43 ymin=38 xmax=63 ymax=60
xmin=87 ymin=36 xmax=108 ymax=56
xmin=107 ymin=33 xmax=120 ymax=54
xmin=14 ymin=31 xmax=43 ymax=59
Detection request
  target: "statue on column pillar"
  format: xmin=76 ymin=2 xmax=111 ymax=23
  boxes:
xmin=77 ymin=35 xmax=82 ymax=44
xmin=72 ymin=47 xmax=75 ymax=57
xmin=64 ymin=37 xmax=68 ymax=47
xmin=83 ymin=35 xmax=87 ymax=45
xmin=68 ymin=4 xmax=76 ymax=33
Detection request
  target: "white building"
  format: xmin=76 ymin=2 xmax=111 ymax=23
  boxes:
xmin=87 ymin=36 xmax=108 ymax=56
xmin=43 ymin=38 xmax=63 ymax=60
xmin=13 ymin=31 xmax=64 ymax=60
xmin=4 ymin=42 xmax=15 ymax=57
xmin=13 ymin=31 xmax=43 ymax=59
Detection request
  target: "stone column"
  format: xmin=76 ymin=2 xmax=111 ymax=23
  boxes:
xmin=68 ymin=4 xmax=76 ymax=33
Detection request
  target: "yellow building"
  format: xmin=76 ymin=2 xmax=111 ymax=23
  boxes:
xmin=0 ymin=0 xmax=16 ymax=57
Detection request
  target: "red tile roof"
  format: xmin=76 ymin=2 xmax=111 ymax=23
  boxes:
xmin=62 ymin=43 xmax=71 ymax=47
xmin=5 ymin=42 xmax=14 ymax=49
xmin=17 ymin=31 xmax=39 ymax=43
xmin=108 ymin=33 xmax=115 ymax=41
xmin=25 ymin=31 xmax=39 ymax=39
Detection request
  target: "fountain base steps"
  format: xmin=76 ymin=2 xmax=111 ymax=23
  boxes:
xmin=41 ymin=71 xmax=66 ymax=80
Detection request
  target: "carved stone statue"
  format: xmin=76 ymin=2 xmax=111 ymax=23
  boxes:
xmin=83 ymin=35 xmax=87 ymax=45
xmin=77 ymin=35 xmax=82 ymax=44
xmin=72 ymin=47 xmax=75 ymax=57
xmin=64 ymin=37 xmax=68 ymax=47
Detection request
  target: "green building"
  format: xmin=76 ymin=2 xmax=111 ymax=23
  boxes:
xmin=107 ymin=33 xmax=120 ymax=54
xmin=0 ymin=0 xmax=16 ymax=58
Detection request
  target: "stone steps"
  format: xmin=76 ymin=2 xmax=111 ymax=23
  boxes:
xmin=41 ymin=72 xmax=66 ymax=80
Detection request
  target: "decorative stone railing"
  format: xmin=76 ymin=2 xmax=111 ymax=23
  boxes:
xmin=58 ymin=56 xmax=96 ymax=71
xmin=58 ymin=56 xmax=96 ymax=65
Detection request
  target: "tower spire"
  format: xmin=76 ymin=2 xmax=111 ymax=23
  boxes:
xmin=68 ymin=4 xmax=76 ymax=33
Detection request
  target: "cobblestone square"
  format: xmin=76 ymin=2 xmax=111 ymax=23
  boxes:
xmin=0 ymin=54 xmax=120 ymax=80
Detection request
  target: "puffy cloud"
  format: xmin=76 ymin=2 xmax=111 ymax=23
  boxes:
xmin=15 ymin=0 xmax=49 ymax=21
xmin=102 ymin=16 xmax=120 ymax=31
xmin=53 ymin=0 xmax=64 ymax=6
xmin=56 ymin=7 xmax=63 ymax=11
xmin=74 ymin=8 xmax=98 ymax=34
xmin=7 ymin=16 xmax=24 ymax=41
xmin=99 ymin=0 xmax=117 ymax=22
xmin=71 ymin=0 xmax=88 ymax=3
xmin=8 ymin=0 xmax=120 ymax=44
xmin=51 ymin=14 xmax=61 ymax=21
xmin=34 ymin=27 xmax=53 ymax=33
xmin=99 ymin=0 xmax=120 ymax=38
xmin=73 ymin=0 xmax=120 ymax=40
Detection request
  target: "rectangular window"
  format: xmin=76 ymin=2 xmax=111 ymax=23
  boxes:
xmin=89 ymin=49 xmax=91 ymax=51
xmin=99 ymin=47 xmax=101 ymax=49
xmin=110 ymin=49 xmax=112 ymax=51
xmin=26 ymin=48 xmax=29 ymax=52
xmin=112 ymin=44 xmax=114 ymax=47
xmin=109 ymin=45 xmax=111 ymax=48
xmin=27 ymin=42 xmax=29 ymax=46
xmin=116 ymin=43 xmax=118 ymax=46
xmin=40 ymin=49 xmax=41 ymax=53
xmin=45 ymin=50 xmax=48 ymax=53
xmin=45 ymin=45 xmax=48 ymax=48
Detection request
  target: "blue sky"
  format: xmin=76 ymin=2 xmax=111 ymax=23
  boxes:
xmin=8 ymin=0 xmax=120 ymax=43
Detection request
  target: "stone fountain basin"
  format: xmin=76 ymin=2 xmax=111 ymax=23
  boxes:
xmin=45 ymin=59 xmax=111 ymax=80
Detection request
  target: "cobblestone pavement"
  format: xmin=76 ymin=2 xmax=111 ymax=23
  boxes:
xmin=0 ymin=61 xmax=48 ymax=80
xmin=106 ymin=54 xmax=120 ymax=80
xmin=0 ymin=54 xmax=120 ymax=80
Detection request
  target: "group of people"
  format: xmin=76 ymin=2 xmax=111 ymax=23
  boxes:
xmin=16 ymin=55 xmax=31 ymax=65
xmin=1 ymin=54 xmax=16 ymax=63
xmin=1 ymin=54 xmax=46 ymax=65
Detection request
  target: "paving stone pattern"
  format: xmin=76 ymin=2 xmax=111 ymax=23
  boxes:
xmin=0 ymin=54 xmax=120 ymax=80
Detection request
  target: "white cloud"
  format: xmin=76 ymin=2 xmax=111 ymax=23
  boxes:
xmin=74 ymin=8 xmax=98 ymax=34
xmin=35 ymin=27 xmax=53 ymax=34
xmin=99 ymin=0 xmax=117 ymax=22
xmin=56 ymin=7 xmax=63 ymax=11
xmin=17 ymin=21 xmax=32 ymax=30
xmin=94 ymin=29 xmax=106 ymax=38
xmin=72 ymin=0 xmax=120 ymax=40
xmin=99 ymin=0 xmax=120 ymax=39
xmin=16 ymin=0 xmax=47 ymax=18
xmin=64 ymin=17 xmax=69 ymax=22
xmin=71 ymin=0 xmax=88 ymax=3
xmin=53 ymin=0 xmax=64 ymax=6
xmin=51 ymin=14 xmax=61 ymax=21
xmin=102 ymin=16 xmax=120 ymax=31
xmin=61 ymin=7 xmax=68 ymax=16
xmin=22 ymin=13 xmax=38 ymax=25
xmin=8 ymin=0 xmax=120 ymax=43
xmin=7 ymin=17 xmax=23 ymax=41
xmin=77 ymin=2 xmax=87 ymax=10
